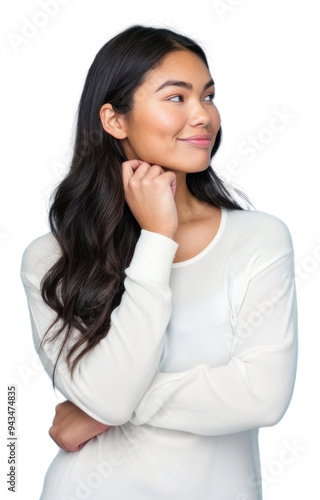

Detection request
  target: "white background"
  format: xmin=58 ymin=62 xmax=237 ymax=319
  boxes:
xmin=1 ymin=0 xmax=319 ymax=498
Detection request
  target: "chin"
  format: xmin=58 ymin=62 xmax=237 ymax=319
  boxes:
xmin=183 ymin=163 xmax=210 ymax=174
xmin=162 ymin=158 xmax=210 ymax=173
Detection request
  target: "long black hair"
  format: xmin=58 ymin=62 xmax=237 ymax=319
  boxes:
xmin=41 ymin=25 xmax=248 ymax=378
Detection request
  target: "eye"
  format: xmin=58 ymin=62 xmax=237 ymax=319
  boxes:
xmin=203 ymin=93 xmax=215 ymax=102
xmin=167 ymin=95 xmax=184 ymax=102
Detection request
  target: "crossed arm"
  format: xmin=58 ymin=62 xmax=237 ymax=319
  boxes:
xmin=50 ymin=240 xmax=297 ymax=450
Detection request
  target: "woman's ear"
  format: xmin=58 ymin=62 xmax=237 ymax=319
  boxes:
xmin=99 ymin=103 xmax=128 ymax=139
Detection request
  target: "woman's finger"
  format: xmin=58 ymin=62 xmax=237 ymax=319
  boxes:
xmin=142 ymin=164 xmax=164 ymax=179
xmin=161 ymin=170 xmax=177 ymax=197
xmin=121 ymin=159 xmax=145 ymax=187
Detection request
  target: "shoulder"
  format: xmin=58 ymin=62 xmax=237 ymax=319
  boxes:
xmin=21 ymin=233 xmax=61 ymax=289
xmin=224 ymin=209 xmax=294 ymax=275
xmin=226 ymin=208 xmax=293 ymax=245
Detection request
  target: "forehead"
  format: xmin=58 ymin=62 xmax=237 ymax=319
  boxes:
xmin=142 ymin=49 xmax=212 ymax=89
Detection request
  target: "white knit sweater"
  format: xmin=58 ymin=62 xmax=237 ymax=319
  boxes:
xmin=21 ymin=208 xmax=297 ymax=500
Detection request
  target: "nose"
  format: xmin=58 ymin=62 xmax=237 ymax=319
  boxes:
xmin=188 ymin=100 xmax=214 ymax=128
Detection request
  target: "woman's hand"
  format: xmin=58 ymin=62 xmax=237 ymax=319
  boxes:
xmin=49 ymin=401 xmax=110 ymax=452
xmin=122 ymin=159 xmax=178 ymax=239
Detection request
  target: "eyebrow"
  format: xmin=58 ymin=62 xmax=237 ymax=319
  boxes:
xmin=155 ymin=78 xmax=215 ymax=93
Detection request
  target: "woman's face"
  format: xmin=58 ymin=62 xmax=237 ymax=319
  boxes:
xmin=121 ymin=49 xmax=221 ymax=173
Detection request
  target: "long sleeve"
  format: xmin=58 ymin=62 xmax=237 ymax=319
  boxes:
xmin=130 ymin=220 xmax=298 ymax=436
xmin=21 ymin=230 xmax=178 ymax=426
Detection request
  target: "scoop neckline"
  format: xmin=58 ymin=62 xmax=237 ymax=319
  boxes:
xmin=171 ymin=207 xmax=227 ymax=268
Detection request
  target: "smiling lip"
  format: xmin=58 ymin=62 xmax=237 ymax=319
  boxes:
xmin=178 ymin=135 xmax=212 ymax=147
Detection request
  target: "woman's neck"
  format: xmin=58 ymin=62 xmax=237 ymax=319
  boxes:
xmin=174 ymin=171 xmax=209 ymax=224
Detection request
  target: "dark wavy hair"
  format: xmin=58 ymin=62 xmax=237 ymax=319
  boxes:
xmin=41 ymin=25 xmax=248 ymax=379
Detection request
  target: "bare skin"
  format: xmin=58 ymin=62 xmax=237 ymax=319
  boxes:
xmin=171 ymin=170 xmax=221 ymax=262
xmin=49 ymin=401 xmax=110 ymax=452
xmin=49 ymin=49 xmax=221 ymax=451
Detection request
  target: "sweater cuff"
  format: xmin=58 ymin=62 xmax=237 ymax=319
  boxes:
xmin=127 ymin=230 xmax=179 ymax=284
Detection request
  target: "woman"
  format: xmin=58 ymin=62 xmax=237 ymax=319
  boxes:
xmin=21 ymin=25 xmax=297 ymax=499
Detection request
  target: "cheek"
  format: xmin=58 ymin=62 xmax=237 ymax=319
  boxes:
xmin=134 ymin=110 xmax=184 ymax=148
xmin=147 ymin=108 xmax=185 ymax=139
